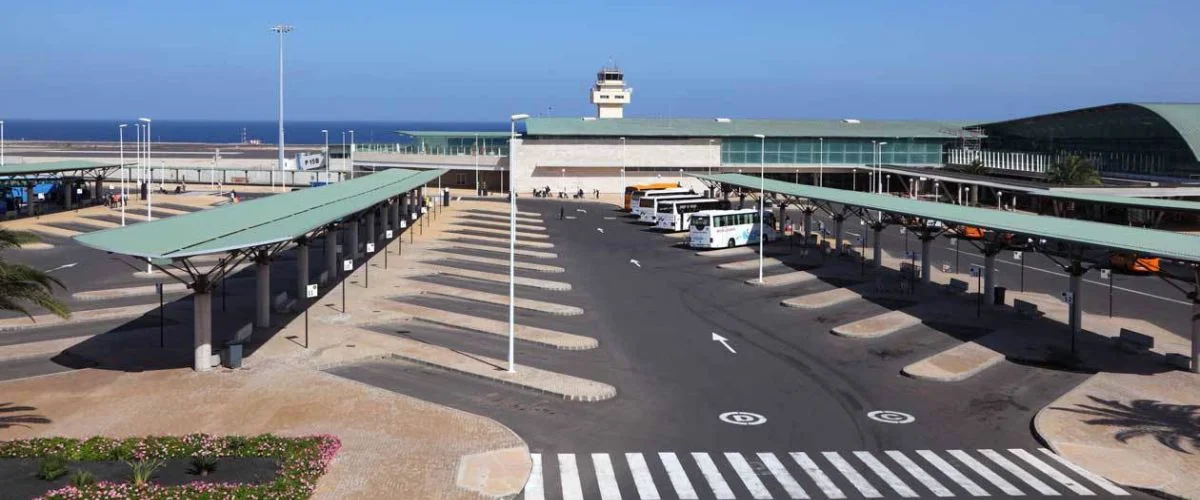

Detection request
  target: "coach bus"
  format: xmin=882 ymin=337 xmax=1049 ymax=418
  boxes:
xmin=623 ymin=182 xmax=681 ymax=211
xmin=637 ymin=193 xmax=707 ymax=223
xmin=688 ymin=208 xmax=778 ymax=249
xmin=630 ymin=188 xmax=696 ymax=218
xmin=655 ymin=198 xmax=729 ymax=231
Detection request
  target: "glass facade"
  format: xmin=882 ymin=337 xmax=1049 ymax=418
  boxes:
xmin=721 ymin=138 xmax=944 ymax=166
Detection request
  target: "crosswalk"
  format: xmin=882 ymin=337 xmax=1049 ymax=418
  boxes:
xmin=521 ymin=449 xmax=1129 ymax=499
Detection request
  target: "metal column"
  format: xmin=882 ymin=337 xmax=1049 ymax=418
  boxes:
xmin=296 ymin=240 xmax=309 ymax=300
xmin=324 ymin=227 xmax=338 ymax=284
xmin=983 ymin=252 xmax=997 ymax=304
xmin=193 ymin=276 xmax=212 ymax=372
xmin=872 ymin=225 xmax=883 ymax=267
xmin=833 ymin=215 xmax=844 ymax=255
xmin=348 ymin=219 xmax=359 ymax=260
xmin=366 ymin=211 xmax=376 ymax=246
xmin=920 ymin=236 xmax=933 ymax=285
xmin=255 ymin=253 xmax=271 ymax=329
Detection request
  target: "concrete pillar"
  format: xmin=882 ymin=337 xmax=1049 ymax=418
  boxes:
xmin=24 ymin=185 xmax=34 ymax=216
xmin=1069 ymin=266 xmax=1083 ymax=341
xmin=296 ymin=240 xmax=309 ymax=300
xmin=193 ymin=277 xmax=213 ymax=372
xmin=93 ymin=177 xmax=103 ymax=202
xmin=255 ymin=253 xmax=271 ymax=329
xmin=366 ymin=211 xmax=376 ymax=246
xmin=873 ymin=225 xmax=884 ymax=267
xmin=920 ymin=235 xmax=933 ymax=285
xmin=324 ymin=227 xmax=338 ymax=284
xmin=834 ymin=216 xmax=845 ymax=255
xmin=64 ymin=182 xmax=73 ymax=210
xmin=348 ymin=218 xmax=359 ymax=259
xmin=983 ymin=251 xmax=997 ymax=304
xmin=1190 ymin=286 xmax=1200 ymax=373
xmin=802 ymin=210 xmax=813 ymax=247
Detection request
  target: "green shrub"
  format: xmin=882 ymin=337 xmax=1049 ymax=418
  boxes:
xmin=68 ymin=469 xmax=95 ymax=488
xmin=125 ymin=458 xmax=165 ymax=486
xmin=36 ymin=456 xmax=68 ymax=481
xmin=188 ymin=455 xmax=219 ymax=476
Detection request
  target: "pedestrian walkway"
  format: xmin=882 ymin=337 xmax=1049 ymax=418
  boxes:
xmin=522 ymin=448 xmax=1129 ymax=499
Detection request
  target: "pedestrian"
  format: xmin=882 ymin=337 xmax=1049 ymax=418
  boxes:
xmin=594 ymin=188 xmax=600 ymax=199
xmin=559 ymin=206 xmax=565 ymax=220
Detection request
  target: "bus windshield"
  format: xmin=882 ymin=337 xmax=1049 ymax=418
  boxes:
xmin=690 ymin=215 xmax=710 ymax=230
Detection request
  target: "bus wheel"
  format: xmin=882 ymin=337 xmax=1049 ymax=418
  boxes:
xmin=728 ymin=238 xmax=736 ymax=248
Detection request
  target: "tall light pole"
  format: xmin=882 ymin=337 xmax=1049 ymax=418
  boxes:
xmin=119 ymin=124 xmax=127 ymax=226
xmin=818 ymin=137 xmax=824 ymax=187
xmin=474 ymin=133 xmax=480 ymax=195
xmin=321 ymin=129 xmax=329 ymax=182
xmin=271 ymin=24 xmax=293 ymax=192
xmin=877 ymin=141 xmax=888 ymax=194
xmin=341 ymin=131 xmax=346 ymax=173
xmin=348 ymin=130 xmax=355 ymax=179
xmin=139 ymin=117 xmax=152 ymax=273
xmin=620 ymin=136 xmax=626 ymax=193
xmin=507 ymin=113 xmax=530 ymax=373
xmin=754 ymin=133 xmax=766 ymax=284
xmin=0 ymin=120 xmax=5 ymax=166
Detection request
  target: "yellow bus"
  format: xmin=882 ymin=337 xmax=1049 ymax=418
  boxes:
xmin=623 ymin=182 xmax=681 ymax=211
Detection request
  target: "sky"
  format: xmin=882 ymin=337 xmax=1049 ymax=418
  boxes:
xmin=2 ymin=0 xmax=1198 ymax=122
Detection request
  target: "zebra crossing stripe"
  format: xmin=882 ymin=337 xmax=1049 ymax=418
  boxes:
xmin=948 ymin=449 xmax=1024 ymax=496
xmin=725 ymin=452 xmax=773 ymax=499
xmin=854 ymin=451 xmax=918 ymax=498
xmin=1009 ymin=449 xmax=1094 ymax=496
xmin=758 ymin=452 xmax=810 ymax=499
xmin=979 ymin=449 xmax=1059 ymax=496
xmin=591 ymin=453 xmax=622 ymax=500
xmin=626 ymin=452 xmax=661 ymax=500
xmin=1036 ymin=448 xmax=1130 ymax=496
xmin=885 ymin=450 xmax=953 ymax=497
xmin=691 ymin=452 xmax=736 ymax=500
xmin=916 ymin=450 xmax=989 ymax=497
xmin=823 ymin=451 xmax=883 ymax=498
xmin=658 ymin=452 xmax=700 ymax=500
xmin=791 ymin=452 xmax=846 ymax=500
xmin=525 ymin=453 xmax=545 ymax=500
xmin=558 ymin=453 xmax=585 ymax=500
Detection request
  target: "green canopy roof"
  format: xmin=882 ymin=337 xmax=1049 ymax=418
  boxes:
xmin=0 ymin=160 xmax=129 ymax=177
xmin=1031 ymin=189 xmax=1200 ymax=214
xmin=74 ymin=168 xmax=444 ymax=260
xmin=694 ymin=173 xmax=1200 ymax=263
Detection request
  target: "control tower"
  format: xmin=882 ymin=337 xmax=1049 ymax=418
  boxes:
xmin=590 ymin=64 xmax=633 ymax=119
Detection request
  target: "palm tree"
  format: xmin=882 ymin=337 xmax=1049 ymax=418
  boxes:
xmin=1046 ymin=155 xmax=1101 ymax=185
xmin=953 ymin=159 xmax=990 ymax=176
xmin=0 ymin=229 xmax=69 ymax=320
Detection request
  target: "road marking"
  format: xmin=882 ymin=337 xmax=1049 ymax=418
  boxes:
xmin=524 ymin=453 xmax=544 ymax=500
xmin=979 ymin=449 xmax=1058 ymax=496
xmin=758 ymin=452 xmax=810 ymax=499
xmin=725 ymin=452 xmax=772 ymax=499
xmin=577 ymin=209 xmax=588 ymax=213
xmin=597 ymin=227 xmax=605 ymax=233
xmin=658 ymin=452 xmax=699 ymax=499
xmin=823 ymin=451 xmax=883 ymax=498
xmin=1036 ymin=448 xmax=1129 ymax=496
xmin=1009 ymin=449 xmax=1094 ymax=496
xmin=630 ymin=258 xmax=641 ymax=268
xmin=626 ymin=452 xmax=661 ymax=499
xmin=855 ymin=451 xmax=918 ymax=497
xmin=916 ymin=450 xmax=989 ymax=497
xmin=558 ymin=453 xmax=584 ymax=500
xmin=46 ymin=262 xmax=77 ymax=273
xmin=791 ymin=452 xmax=846 ymax=499
xmin=712 ymin=332 xmax=737 ymax=353
xmin=591 ymin=453 xmax=622 ymax=500
xmin=886 ymin=451 xmax=953 ymax=497
xmin=948 ymin=449 xmax=1023 ymax=496
xmin=719 ymin=411 xmax=767 ymax=426
xmin=691 ymin=452 xmax=736 ymax=499
xmin=867 ymin=410 xmax=916 ymax=424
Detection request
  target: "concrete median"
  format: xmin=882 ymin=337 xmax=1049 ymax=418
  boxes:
xmin=744 ymin=270 xmax=818 ymax=287
xmin=831 ymin=309 xmax=922 ymax=339
xmin=447 ymin=225 xmax=550 ymax=240
xmin=448 ymin=234 xmax=556 ymax=249
xmin=420 ymin=265 xmax=571 ymax=291
xmin=395 ymin=280 xmax=584 ymax=316
xmin=0 ymin=303 xmax=158 ymax=332
xmin=902 ymin=341 xmax=1005 ymax=382
xmin=781 ymin=287 xmax=863 ymax=310
xmin=424 ymin=251 xmax=565 ymax=273
xmin=431 ymin=242 xmax=558 ymax=259
xmin=385 ymin=302 xmax=597 ymax=350
xmin=454 ymin=218 xmax=548 ymax=232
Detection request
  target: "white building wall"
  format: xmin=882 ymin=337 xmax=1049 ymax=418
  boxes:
xmin=512 ymin=137 xmax=721 ymax=194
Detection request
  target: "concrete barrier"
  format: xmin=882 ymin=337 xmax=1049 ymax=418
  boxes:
xmin=947 ymin=278 xmax=969 ymax=294
xmin=1014 ymin=299 xmax=1041 ymax=318
xmin=831 ymin=310 xmax=921 ymax=339
xmin=781 ymin=287 xmax=861 ymax=310
xmin=1117 ymin=328 xmax=1154 ymax=353
xmin=903 ymin=342 xmax=1005 ymax=382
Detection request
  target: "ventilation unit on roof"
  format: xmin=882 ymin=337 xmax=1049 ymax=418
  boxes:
xmin=582 ymin=117 xmax=597 ymax=121
xmin=714 ymin=118 xmax=732 ymax=123
xmin=842 ymin=119 xmax=861 ymax=124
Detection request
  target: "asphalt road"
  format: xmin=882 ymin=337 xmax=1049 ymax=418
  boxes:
xmin=330 ymin=198 xmax=1144 ymax=500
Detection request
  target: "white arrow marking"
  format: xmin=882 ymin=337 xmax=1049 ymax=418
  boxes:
xmin=576 ymin=208 xmax=588 ymax=213
xmin=46 ymin=263 xmax=77 ymax=273
xmin=596 ymin=227 xmax=605 ymax=234
xmin=712 ymin=332 xmax=736 ymax=354
xmin=629 ymin=259 xmax=641 ymax=268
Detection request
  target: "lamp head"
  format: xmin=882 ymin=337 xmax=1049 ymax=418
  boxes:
xmin=119 ymin=124 xmax=127 ymax=128
xmin=510 ymin=113 xmax=530 ymax=121
xmin=271 ymin=24 xmax=294 ymax=33
xmin=753 ymin=134 xmax=765 ymax=139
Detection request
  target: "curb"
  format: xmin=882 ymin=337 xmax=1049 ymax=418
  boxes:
xmin=388 ymin=353 xmax=617 ymax=402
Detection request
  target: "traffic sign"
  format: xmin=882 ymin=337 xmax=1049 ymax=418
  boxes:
xmin=343 ymin=259 xmax=353 ymax=272
xmin=385 ymin=230 xmax=394 ymax=239
xmin=421 ymin=207 xmax=428 ymax=214
xmin=366 ymin=243 xmax=375 ymax=253
xmin=899 ymin=227 xmax=906 ymax=235
xmin=1060 ymin=291 xmax=1074 ymax=304
xmin=155 ymin=283 xmax=163 ymax=294
xmin=306 ymin=284 xmax=318 ymax=298
xmin=411 ymin=213 xmax=418 ymax=221
xmin=1100 ymin=269 xmax=1112 ymax=279
xmin=949 ymin=237 xmax=957 ymax=244
xmin=1012 ymin=251 xmax=1023 ymax=261
xmin=400 ymin=220 xmax=407 ymax=228
xmin=969 ymin=266 xmax=981 ymax=278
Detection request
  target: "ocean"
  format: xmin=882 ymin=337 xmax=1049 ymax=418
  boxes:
xmin=0 ymin=120 xmax=508 ymax=145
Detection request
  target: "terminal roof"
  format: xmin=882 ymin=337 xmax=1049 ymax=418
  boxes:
xmin=976 ymin=103 xmax=1200 ymax=162
xmin=524 ymin=117 xmax=971 ymax=139
xmin=0 ymin=160 xmax=129 ymax=178
xmin=75 ymin=168 xmax=444 ymax=260
xmin=395 ymin=131 xmax=511 ymax=138
xmin=693 ymin=172 xmax=1200 ymax=263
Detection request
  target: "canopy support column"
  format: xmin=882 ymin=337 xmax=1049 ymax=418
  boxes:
xmin=296 ymin=238 xmax=309 ymax=301
xmin=833 ymin=214 xmax=845 ymax=255
xmin=324 ymin=226 xmax=338 ymax=284
xmin=802 ymin=207 xmax=815 ymax=248
xmin=871 ymin=222 xmax=885 ymax=268
xmin=348 ymin=217 xmax=360 ymax=260
xmin=93 ymin=176 xmax=103 ymax=203
xmin=255 ymin=250 xmax=271 ymax=330
xmin=24 ymin=185 xmax=34 ymax=216
xmin=366 ymin=211 xmax=376 ymax=246
xmin=1068 ymin=260 xmax=1085 ymax=357
xmin=193 ymin=275 xmax=213 ymax=372
xmin=1190 ymin=269 xmax=1200 ymax=373
xmin=64 ymin=181 xmax=74 ymax=210
xmin=983 ymin=251 xmax=998 ymax=304
xmin=920 ymin=234 xmax=934 ymax=285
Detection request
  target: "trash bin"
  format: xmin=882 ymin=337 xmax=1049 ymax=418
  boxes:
xmin=222 ymin=342 xmax=244 ymax=369
xmin=993 ymin=286 xmax=1007 ymax=306
xmin=443 ymin=188 xmax=451 ymax=207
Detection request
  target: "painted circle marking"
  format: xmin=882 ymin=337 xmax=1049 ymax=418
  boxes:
xmin=719 ymin=411 xmax=767 ymax=426
xmin=867 ymin=410 xmax=915 ymax=424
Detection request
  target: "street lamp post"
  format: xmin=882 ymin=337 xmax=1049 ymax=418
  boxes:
xmin=341 ymin=131 xmax=346 ymax=173
xmin=620 ymin=136 xmax=626 ymax=193
xmin=818 ymin=138 xmax=824 ymax=187
xmin=321 ymin=129 xmax=329 ymax=182
xmin=348 ymin=130 xmax=355 ymax=179
xmin=0 ymin=120 xmax=5 ymax=166
xmin=877 ymin=141 xmax=888 ymax=194
xmin=754 ymin=133 xmax=766 ymax=284
xmin=508 ymin=113 xmax=530 ymax=373
xmin=271 ymin=24 xmax=293 ymax=192
xmin=474 ymin=133 xmax=480 ymax=195
xmin=139 ymin=117 xmax=152 ymax=273
xmin=997 ymin=191 xmax=1004 ymax=210
xmin=119 ymin=124 xmax=127 ymax=225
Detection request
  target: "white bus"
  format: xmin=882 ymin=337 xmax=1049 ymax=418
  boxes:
xmin=637 ymin=193 xmax=706 ymax=223
xmin=655 ymin=198 xmax=729 ymax=232
xmin=629 ymin=188 xmax=693 ymax=217
xmin=688 ymin=209 xmax=778 ymax=249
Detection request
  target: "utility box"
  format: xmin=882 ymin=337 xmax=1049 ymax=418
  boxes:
xmin=222 ymin=342 xmax=244 ymax=369
xmin=993 ymin=286 xmax=1007 ymax=306
xmin=443 ymin=188 xmax=451 ymax=207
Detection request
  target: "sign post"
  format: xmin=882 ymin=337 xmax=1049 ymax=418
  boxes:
xmin=365 ymin=243 xmax=375 ymax=288
xmin=1101 ymin=268 xmax=1113 ymax=317
xmin=385 ymin=229 xmax=393 ymax=269
xmin=156 ymin=282 xmax=164 ymax=347
xmin=220 ymin=258 xmax=227 ymax=312
xmin=950 ymin=237 xmax=959 ymax=273
xmin=305 ymin=284 xmax=318 ymax=348
xmin=1013 ymin=251 xmax=1025 ymax=291
xmin=342 ymin=258 xmax=353 ymax=313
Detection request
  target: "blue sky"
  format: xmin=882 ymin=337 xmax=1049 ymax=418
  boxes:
xmin=2 ymin=0 xmax=1197 ymax=122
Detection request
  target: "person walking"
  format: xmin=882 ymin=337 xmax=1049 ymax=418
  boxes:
xmin=559 ymin=206 xmax=565 ymax=220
